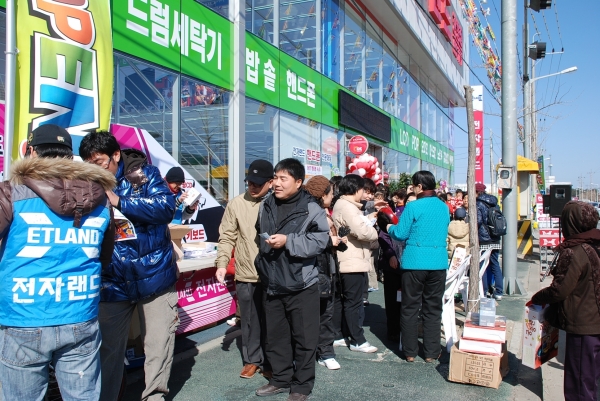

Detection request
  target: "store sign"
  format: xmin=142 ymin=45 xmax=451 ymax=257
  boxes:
xmin=348 ymin=135 xmax=369 ymax=156
xmin=14 ymin=0 xmax=113 ymax=159
xmin=428 ymin=0 xmax=463 ymax=65
xmin=306 ymin=165 xmax=323 ymax=176
xmin=113 ymin=3 xmax=455 ymax=171
xmin=113 ymin=0 xmax=232 ymax=90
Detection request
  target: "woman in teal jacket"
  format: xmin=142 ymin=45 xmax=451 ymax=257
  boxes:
xmin=382 ymin=171 xmax=450 ymax=362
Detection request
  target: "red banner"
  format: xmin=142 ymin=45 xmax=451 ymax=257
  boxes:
xmin=473 ymin=86 xmax=484 ymax=184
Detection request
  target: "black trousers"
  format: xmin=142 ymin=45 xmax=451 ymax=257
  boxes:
xmin=339 ymin=273 xmax=367 ymax=346
xmin=318 ymin=275 xmax=336 ymax=360
xmin=332 ymin=275 xmax=347 ymax=340
xmin=236 ymin=281 xmax=267 ymax=368
xmin=400 ymin=269 xmax=446 ymax=358
xmin=564 ymin=333 xmax=600 ymax=401
xmin=263 ymin=284 xmax=320 ymax=395
xmin=383 ymin=269 xmax=401 ymax=337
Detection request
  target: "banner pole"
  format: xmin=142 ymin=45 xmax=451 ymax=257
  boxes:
xmin=4 ymin=0 xmax=16 ymax=179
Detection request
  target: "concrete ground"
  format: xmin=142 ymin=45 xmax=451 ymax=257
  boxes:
xmin=121 ymin=256 xmax=547 ymax=401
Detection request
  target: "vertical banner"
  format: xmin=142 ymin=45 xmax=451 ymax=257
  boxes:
xmin=14 ymin=0 xmax=113 ymax=159
xmin=0 ymin=103 xmax=4 ymax=179
xmin=536 ymin=155 xmax=546 ymax=194
xmin=473 ymin=86 xmax=484 ymax=184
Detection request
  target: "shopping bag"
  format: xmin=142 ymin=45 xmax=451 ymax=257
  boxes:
xmin=522 ymin=304 xmax=559 ymax=369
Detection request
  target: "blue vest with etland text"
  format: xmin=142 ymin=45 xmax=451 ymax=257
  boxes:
xmin=0 ymin=192 xmax=110 ymax=328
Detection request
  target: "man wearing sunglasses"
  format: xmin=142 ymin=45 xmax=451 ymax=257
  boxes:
xmin=79 ymin=131 xmax=178 ymax=401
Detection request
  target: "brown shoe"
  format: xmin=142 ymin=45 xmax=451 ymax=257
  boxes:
xmin=256 ymin=384 xmax=290 ymax=396
xmin=405 ymin=356 xmax=415 ymax=362
xmin=287 ymin=393 xmax=311 ymax=401
xmin=240 ymin=364 xmax=259 ymax=379
xmin=425 ymin=353 xmax=442 ymax=363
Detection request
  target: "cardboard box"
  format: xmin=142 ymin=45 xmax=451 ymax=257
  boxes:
xmin=169 ymin=224 xmax=193 ymax=250
xmin=463 ymin=313 xmax=507 ymax=342
xmin=448 ymin=344 xmax=509 ymax=389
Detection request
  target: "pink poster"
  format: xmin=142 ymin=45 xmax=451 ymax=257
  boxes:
xmin=473 ymin=86 xmax=484 ymax=184
xmin=0 ymin=103 xmax=5 ymax=180
xmin=176 ymin=268 xmax=236 ymax=334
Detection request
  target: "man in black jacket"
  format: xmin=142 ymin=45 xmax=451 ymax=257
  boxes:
xmin=254 ymin=158 xmax=330 ymax=401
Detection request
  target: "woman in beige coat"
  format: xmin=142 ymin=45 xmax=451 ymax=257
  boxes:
xmin=331 ymin=175 xmax=379 ymax=353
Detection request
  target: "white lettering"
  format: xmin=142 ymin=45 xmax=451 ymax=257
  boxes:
xmin=27 ymin=227 xmax=41 ymax=244
xmin=78 ymin=229 xmax=91 ymax=244
xmin=65 ymin=228 xmax=77 ymax=244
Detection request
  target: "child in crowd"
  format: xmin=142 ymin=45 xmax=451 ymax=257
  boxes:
xmin=392 ymin=189 xmax=408 ymax=217
xmin=447 ymin=207 xmax=469 ymax=258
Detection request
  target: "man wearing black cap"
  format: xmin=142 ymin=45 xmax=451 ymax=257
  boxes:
xmin=25 ymin=124 xmax=74 ymax=159
xmin=215 ymin=159 xmax=274 ymax=379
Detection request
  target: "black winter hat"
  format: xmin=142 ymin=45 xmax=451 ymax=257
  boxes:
xmin=28 ymin=124 xmax=72 ymax=150
xmin=165 ymin=166 xmax=185 ymax=183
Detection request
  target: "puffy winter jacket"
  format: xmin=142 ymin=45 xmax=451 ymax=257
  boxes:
xmin=0 ymin=157 xmax=115 ymax=327
xmin=332 ymin=196 xmax=379 ymax=273
xmin=255 ymin=190 xmax=330 ymax=296
xmin=102 ymin=149 xmax=177 ymax=303
xmin=447 ymin=220 xmax=469 ymax=258
xmin=476 ymin=193 xmax=501 ymax=244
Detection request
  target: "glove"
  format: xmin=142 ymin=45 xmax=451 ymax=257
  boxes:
xmin=377 ymin=207 xmax=398 ymax=232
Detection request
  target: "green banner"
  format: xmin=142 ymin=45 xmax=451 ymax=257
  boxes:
xmin=112 ymin=2 xmax=454 ymax=170
xmin=0 ymin=0 xmax=5 ymax=9
xmin=113 ymin=0 xmax=232 ymax=90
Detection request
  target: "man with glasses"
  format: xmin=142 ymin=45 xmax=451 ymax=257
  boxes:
xmin=79 ymin=131 xmax=178 ymax=401
xmin=215 ymin=159 xmax=274 ymax=379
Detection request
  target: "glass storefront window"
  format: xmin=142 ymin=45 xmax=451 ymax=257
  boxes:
xmin=322 ymin=0 xmax=342 ymax=83
xmin=195 ymin=0 xmax=229 ymax=20
xmin=408 ymin=75 xmax=420 ymax=129
xmin=278 ymin=110 xmax=320 ymax=177
xmin=343 ymin=5 xmax=365 ymax=96
xmin=245 ymin=97 xmax=276 ymax=167
xmin=365 ymin=23 xmax=382 ymax=108
xmin=321 ymin=125 xmax=342 ymax=178
xmin=280 ymin=0 xmax=317 ymax=68
xmin=246 ymin=0 xmax=275 ymax=43
xmin=380 ymin=51 xmax=396 ymax=116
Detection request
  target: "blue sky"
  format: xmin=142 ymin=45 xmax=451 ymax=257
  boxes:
xmin=453 ymin=0 xmax=600 ymax=189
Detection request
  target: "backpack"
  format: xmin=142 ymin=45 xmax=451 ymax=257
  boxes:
xmin=486 ymin=205 xmax=507 ymax=237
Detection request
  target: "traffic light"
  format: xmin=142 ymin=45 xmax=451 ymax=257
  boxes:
xmin=529 ymin=0 xmax=552 ymax=12
xmin=528 ymin=41 xmax=546 ymax=60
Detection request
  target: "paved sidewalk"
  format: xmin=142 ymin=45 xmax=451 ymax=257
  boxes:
xmin=119 ymin=256 xmax=546 ymax=401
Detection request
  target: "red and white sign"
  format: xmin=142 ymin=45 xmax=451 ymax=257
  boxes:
xmin=539 ymin=229 xmax=562 ymax=248
xmin=176 ymin=268 xmax=236 ymax=334
xmin=185 ymin=224 xmax=207 ymax=243
xmin=348 ymin=135 xmax=369 ymax=156
xmin=306 ymin=149 xmax=321 ymax=163
xmin=473 ymin=86 xmax=484 ymax=184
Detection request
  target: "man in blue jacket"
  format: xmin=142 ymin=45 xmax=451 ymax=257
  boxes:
xmin=0 ymin=125 xmax=115 ymax=400
xmin=80 ymin=131 xmax=178 ymax=401
xmin=475 ymin=183 xmax=504 ymax=301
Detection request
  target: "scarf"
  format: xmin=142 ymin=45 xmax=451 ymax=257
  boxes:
xmin=416 ymin=190 xmax=437 ymax=199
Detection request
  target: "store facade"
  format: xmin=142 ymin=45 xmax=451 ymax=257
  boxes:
xmin=0 ymin=0 xmax=468 ymax=202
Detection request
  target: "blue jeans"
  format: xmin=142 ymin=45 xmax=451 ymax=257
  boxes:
xmin=0 ymin=319 xmax=101 ymax=401
xmin=482 ymin=249 xmax=503 ymax=296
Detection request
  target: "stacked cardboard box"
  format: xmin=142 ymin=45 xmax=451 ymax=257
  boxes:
xmin=449 ymin=312 xmax=509 ymax=389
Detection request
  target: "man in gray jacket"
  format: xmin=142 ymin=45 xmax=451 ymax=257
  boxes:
xmin=254 ymin=158 xmax=329 ymax=401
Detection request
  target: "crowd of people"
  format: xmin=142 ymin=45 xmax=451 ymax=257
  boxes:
xmin=0 ymin=125 xmax=508 ymax=401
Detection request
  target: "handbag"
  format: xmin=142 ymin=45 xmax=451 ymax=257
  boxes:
xmin=318 ymin=273 xmax=332 ymax=299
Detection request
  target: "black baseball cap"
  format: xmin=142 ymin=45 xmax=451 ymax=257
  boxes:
xmin=245 ymin=159 xmax=274 ymax=185
xmin=28 ymin=124 xmax=73 ymax=150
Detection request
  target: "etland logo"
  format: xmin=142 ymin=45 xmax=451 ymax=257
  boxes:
xmin=30 ymin=0 xmax=99 ymax=131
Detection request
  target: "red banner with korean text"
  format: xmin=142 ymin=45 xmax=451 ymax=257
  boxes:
xmin=473 ymin=86 xmax=484 ymax=184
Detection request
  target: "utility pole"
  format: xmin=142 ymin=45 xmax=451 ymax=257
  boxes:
xmin=465 ymin=85 xmax=480 ymax=314
xmin=502 ymin=0 xmax=523 ymax=295
xmin=522 ymin=0 xmax=530 ymax=159
xmin=589 ymin=171 xmax=595 ymax=202
xmin=490 ymin=130 xmax=494 ymax=195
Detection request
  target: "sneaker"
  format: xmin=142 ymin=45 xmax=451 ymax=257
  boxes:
xmin=367 ymin=287 xmax=379 ymax=292
xmin=349 ymin=342 xmax=378 ymax=353
xmin=493 ymin=294 xmax=503 ymax=301
xmin=318 ymin=358 xmax=341 ymax=370
xmin=333 ymin=338 xmax=348 ymax=347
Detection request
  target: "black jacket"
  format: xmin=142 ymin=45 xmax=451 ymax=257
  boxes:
xmin=476 ymin=193 xmax=501 ymax=245
xmin=255 ymin=191 xmax=330 ymax=295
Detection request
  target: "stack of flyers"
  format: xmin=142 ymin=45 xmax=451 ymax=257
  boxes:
xmin=114 ymin=209 xmax=137 ymax=241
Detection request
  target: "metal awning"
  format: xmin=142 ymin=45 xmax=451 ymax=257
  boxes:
xmin=517 ymin=155 xmax=539 ymax=172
